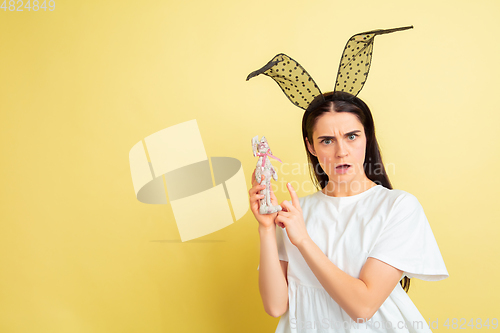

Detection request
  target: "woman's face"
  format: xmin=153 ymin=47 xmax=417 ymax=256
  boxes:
xmin=306 ymin=111 xmax=368 ymax=189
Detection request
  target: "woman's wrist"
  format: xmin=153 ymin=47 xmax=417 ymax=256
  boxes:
xmin=296 ymin=235 xmax=313 ymax=251
xmin=258 ymin=224 xmax=275 ymax=234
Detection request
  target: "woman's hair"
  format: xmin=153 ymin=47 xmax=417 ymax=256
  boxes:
xmin=301 ymin=91 xmax=411 ymax=293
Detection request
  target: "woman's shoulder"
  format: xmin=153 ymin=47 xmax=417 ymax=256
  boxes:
xmin=375 ymin=186 xmax=424 ymax=214
xmin=375 ymin=185 xmax=419 ymax=202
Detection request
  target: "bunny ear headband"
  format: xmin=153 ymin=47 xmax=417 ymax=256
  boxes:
xmin=246 ymin=26 xmax=413 ymax=110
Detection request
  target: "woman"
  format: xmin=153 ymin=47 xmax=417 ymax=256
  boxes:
xmin=250 ymin=91 xmax=448 ymax=332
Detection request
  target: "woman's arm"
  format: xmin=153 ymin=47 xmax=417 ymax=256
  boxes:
xmin=297 ymin=238 xmax=402 ymax=322
xmin=258 ymin=225 xmax=289 ymax=318
xmin=275 ymin=183 xmax=403 ymax=322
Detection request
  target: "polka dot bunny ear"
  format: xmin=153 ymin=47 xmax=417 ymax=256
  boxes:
xmin=247 ymin=26 xmax=413 ymax=110
xmin=335 ymin=26 xmax=413 ymax=96
xmin=246 ymin=53 xmax=323 ymax=110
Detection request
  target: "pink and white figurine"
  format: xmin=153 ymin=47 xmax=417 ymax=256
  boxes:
xmin=252 ymin=135 xmax=283 ymax=214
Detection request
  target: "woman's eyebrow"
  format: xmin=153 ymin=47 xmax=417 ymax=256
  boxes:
xmin=317 ymin=130 xmax=362 ymax=140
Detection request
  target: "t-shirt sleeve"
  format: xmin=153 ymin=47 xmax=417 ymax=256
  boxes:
xmin=368 ymin=193 xmax=449 ymax=281
xmin=257 ymin=224 xmax=289 ymax=270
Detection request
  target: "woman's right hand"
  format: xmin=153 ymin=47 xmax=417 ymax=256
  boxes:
xmin=249 ymin=169 xmax=278 ymax=229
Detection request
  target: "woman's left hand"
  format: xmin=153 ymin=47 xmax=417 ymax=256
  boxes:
xmin=275 ymin=182 xmax=311 ymax=248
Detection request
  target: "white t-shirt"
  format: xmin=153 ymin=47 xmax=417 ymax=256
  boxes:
xmin=258 ymin=184 xmax=449 ymax=332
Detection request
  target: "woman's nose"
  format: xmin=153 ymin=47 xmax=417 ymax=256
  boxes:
xmin=336 ymin=141 xmax=348 ymax=158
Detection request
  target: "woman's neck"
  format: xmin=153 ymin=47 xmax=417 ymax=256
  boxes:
xmin=322 ymin=178 xmax=377 ymax=197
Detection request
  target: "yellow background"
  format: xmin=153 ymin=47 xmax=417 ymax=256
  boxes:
xmin=1 ymin=0 xmax=499 ymax=332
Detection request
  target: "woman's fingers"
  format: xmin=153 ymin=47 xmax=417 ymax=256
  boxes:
xmin=280 ymin=200 xmax=296 ymax=214
xmin=249 ymin=187 xmax=265 ymax=204
xmin=249 ymin=181 xmax=266 ymax=195
xmin=249 ymin=189 xmax=265 ymax=213
xmin=248 ymin=183 xmax=258 ymax=195
xmin=274 ymin=211 xmax=289 ymax=225
xmin=277 ymin=209 xmax=291 ymax=218
xmin=286 ymin=183 xmax=301 ymax=211
xmin=275 ymin=219 xmax=286 ymax=228
xmin=248 ymin=172 xmax=267 ymax=214
xmin=250 ymin=195 xmax=264 ymax=212
xmin=249 ymin=173 xmax=265 ymax=195
xmin=277 ymin=184 xmax=301 ymax=214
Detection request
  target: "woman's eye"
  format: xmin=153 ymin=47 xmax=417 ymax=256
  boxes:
xmin=348 ymin=134 xmax=358 ymax=140
xmin=323 ymin=139 xmax=332 ymax=145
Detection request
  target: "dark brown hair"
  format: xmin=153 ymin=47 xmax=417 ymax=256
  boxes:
xmin=302 ymin=91 xmax=411 ymax=293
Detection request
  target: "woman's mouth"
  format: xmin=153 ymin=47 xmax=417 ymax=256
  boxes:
xmin=335 ymin=164 xmax=351 ymax=174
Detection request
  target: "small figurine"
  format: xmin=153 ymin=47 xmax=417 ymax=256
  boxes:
xmin=252 ymin=135 xmax=283 ymax=214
